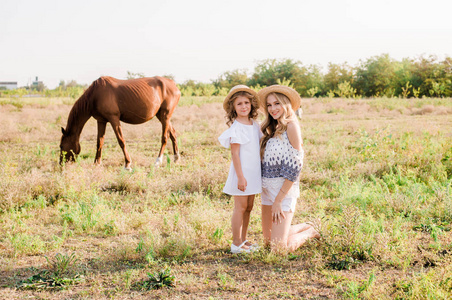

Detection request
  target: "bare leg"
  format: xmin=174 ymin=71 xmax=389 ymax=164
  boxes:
xmin=240 ymin=195 xmax=255 ymax=243
xmin=110 ymin=120 xmax=132 ymax=170
xmin=288 ymin=223 xmax=313 ymax=236
xmin=231 ymin=196 xmax=251 ymax=248
xmin=261 ymin=205 xmax=273 ymax=247
xmin=94 ymin=121 xmax=107 ymax=165
xmin=270 ymin=211 xmax=294 ymax=252
xmin=287 ymin=227 xmax=320 ymax=252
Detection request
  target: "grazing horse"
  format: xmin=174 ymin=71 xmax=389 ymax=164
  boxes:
xmin=60 ymin=76 xmax=180 ymax=169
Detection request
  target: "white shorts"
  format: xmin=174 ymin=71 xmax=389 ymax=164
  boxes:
xmin=261 ymin=187 xmax=297 ymax=212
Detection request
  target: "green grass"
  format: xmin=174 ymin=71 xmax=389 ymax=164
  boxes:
xmin=0 ymin=96 xmax=451 ymax=299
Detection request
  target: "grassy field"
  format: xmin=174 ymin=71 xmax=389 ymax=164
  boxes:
xmin=0 ymin=95 xmax=451 ymax=299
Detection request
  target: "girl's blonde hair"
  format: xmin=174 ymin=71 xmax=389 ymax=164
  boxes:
xmin=260 ymin=92 xmax=296 ymax=158
xmin=224 ymin=91 xmax=259 ymax=127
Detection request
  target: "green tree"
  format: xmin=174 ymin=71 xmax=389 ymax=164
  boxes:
xmin=409 ymin=55 xmax=451 ymax=97
xmin=302 ymin=64 xmax=324 ymax=97
xmin=126 ymin=71 xmax=145 ymax=79
xmin=336 ymin=81 xmax=356 ymax=98
xmin=393 ymin=58 xmax=415 ymax=97
xmin=248 ymin=58 xmax=323 ymax=96
xmin=248 ymin=58 xmax=306 ymax=89
xmin=213 ymin=69 xmax=249 ymax=90
xmin=354 ymin=54 xmax=397 ymax=97
xmin=442 ymin=56 xmax=452 ymax=97
xmin=324 ymin=62 xmax=354 ymax=95
xmin=65 ymin=80 xmax=78 ymax=88
xmin=36 ymin=82 xmax=47 ymax=92
xmin=162 ymin=74 xmax=175 ymax=81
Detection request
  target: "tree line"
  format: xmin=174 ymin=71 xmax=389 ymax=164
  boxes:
xmin=207 ymin=54 xmax=451 ymax=98
xmin=1 ymin=54 xmax=450 ymax=99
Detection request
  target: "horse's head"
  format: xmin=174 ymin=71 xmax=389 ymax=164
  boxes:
xmin=59 ymin=127 xmax=81 ymax=164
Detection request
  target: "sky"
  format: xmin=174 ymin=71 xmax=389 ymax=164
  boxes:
xmin=1 ymin=0 xmax=451 ymax=89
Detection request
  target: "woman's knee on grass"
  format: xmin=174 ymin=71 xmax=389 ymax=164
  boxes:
xmin=288 ymin=223 xmax=313 ymax=236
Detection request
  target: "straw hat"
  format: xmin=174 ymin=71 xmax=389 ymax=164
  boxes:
xmin=258 ymin=85 xmax=301 ymax=111
xmin=223 ymin=85 xmax=259 ymax=111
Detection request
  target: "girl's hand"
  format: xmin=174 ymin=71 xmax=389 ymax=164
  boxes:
xmin=237 ymin=176 xmax=247 ymax=192
xmin=272 ymin=202 xmax=285 ymax=224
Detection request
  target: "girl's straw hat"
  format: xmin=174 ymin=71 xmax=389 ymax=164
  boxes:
xmin=258 ymin=85 xmax=301 ymax=111
xmin=223 ymin=85 xmax=259 ymax=111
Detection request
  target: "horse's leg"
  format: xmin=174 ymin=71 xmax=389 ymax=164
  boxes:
xmin=155 ymin=111 xmax=170 ymax=166
xmin=168 ymin=121 xmax=180 ymax=162
xmin=94 ymin=121 xmax=107 ymax=165
xmin=110 ymin=119 xmax=132 ymax=170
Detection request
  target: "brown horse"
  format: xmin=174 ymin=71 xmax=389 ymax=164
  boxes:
xmin=60 ymin=76 xmax=180 ymax=169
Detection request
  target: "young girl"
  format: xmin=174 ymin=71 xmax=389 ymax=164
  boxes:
xmin=259 ymin=85 xmax=320 ymax=252
xmin=218 ymin=85 xmax=262 ymax=254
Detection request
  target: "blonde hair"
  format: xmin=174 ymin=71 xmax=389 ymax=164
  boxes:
xmin=224 ymin=91 xmax=259 ymax=127
xmin=260 ymin=92 xmax=296 ymax=158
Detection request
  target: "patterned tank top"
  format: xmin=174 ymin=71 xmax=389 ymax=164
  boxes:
xmin=261 ymin=131 xmax=304 ymax=197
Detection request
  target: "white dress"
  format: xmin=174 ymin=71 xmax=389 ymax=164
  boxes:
xmin=218 ymin=120 xmax=262 ymax=196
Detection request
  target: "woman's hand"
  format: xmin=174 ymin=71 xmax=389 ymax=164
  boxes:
xmin=272 ymin=201 xmax=285 ymax=224
xmin=237 ymin=176 xmax=247 ymax=192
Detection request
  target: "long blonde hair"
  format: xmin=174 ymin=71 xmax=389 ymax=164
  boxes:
xmin=260 ymin=92 xmax=295 ymax=158
xmin=224 ymin=91 xmax=259 ymax=127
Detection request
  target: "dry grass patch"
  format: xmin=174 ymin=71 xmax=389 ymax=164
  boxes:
xmin=0 ymin=96 xmax=451 ymax=299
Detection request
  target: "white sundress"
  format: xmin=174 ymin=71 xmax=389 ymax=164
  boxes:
xmin=218 ymin=120 xmax=262 ymax=196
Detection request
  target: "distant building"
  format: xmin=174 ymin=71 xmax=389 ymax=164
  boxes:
xmin=0 ymin=81 xmax=18 ymax=90
xmin=32 ymin=76 xmax=43 ymax=89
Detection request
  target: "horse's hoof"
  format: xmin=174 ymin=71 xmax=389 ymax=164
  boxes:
xmin=154 ymin=157 xmax=163 ymax=167
xmin=174 ymin=154 xmax=180 ymax=163
xmin=124 ymin=164 xmax=132 ymax=171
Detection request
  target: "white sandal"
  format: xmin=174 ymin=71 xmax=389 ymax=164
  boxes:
xmin=231 ymin=241 xmax=251 ymax=254
xmin=244 ymin=240 xmax=260 ymax=251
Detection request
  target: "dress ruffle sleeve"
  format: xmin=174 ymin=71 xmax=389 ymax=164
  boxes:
xmin=218 ymin=122 xmax=250 ymax=148
xmin=259 ymin=127 xmax=264 ymax=139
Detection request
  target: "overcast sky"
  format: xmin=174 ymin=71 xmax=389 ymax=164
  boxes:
xmin=1 ymin=0 xmax=451 ymax=88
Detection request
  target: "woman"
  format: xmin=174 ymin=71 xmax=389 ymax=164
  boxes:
xmin=259 ymin=85 xmax=319 ymax=252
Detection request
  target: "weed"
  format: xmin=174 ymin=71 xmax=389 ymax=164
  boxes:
xmin=17 ymin=270 xmax=84 ymax=290
xmin=327 ymin=254 xmax=354 ymax=270
xmin=211 ymin=227 xmax=224 ymax=244
xmin=134 ymin=267 xmax=175 ymax=290
xmin=393 ymin=268 xmax=452 ymax=299
xmin=17 ymin=253 xmax=83 ymax=290
xmin=166 ymin=152 xmax=171 ymax=170
xmin=344 ymin=272 xmax=376 ymax=299
xmin=9 ymin=232 xmax=48 ymax=257
xmin=413 ymin=223 xmax=445 ymax=242
xmin=136 ymin=238 xmax=145 ymax=253
xmin=45 ymin=252 xmax=79 ymax=277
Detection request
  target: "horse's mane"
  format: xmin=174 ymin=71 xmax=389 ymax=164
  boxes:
xmin=65 ymin=77 xmax=108 ymax=133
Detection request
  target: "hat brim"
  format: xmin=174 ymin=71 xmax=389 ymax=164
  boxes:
xmin=258 ymin=85 xmax=301 ymax=111
xmin=223 ymin=85 xmax=259 ymax=111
